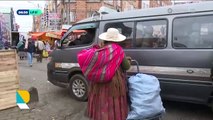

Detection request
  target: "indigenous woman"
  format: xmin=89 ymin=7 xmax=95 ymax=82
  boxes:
xmin=78 ymin=28 xmax=131 ymax=120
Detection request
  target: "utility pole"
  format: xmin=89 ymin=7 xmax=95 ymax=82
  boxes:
xmin=60 ymin=0 xmax=64 ymax=25
xmin=28 ymin=2 xmax=42 ymax=32
xmin=33 ymin=16 xmax=36 ymax=31
xmin=68 ymin=0 xmax=70 ymax=25
xmin=55 ymin=0 xmax=57 ymax=13
xmin=54 ymin=0 xmax=57 ymax=30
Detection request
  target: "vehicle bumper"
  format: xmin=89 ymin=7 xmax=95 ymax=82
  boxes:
xmin=47 ymin=63 xmax=69 ymax=88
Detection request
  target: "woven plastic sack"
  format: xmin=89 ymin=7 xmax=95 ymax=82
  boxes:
xmin=127 ymin=73 xmax=165 ymax=120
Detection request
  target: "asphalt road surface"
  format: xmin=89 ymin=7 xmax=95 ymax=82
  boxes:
xmin=0 ymin=59 xmax=212 ymax=120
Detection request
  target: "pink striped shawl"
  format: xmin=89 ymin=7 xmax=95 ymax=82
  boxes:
xmin=77 ymin=43 xmax=125 ymax=83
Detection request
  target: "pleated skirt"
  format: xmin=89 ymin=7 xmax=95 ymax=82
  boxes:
xmin=87 ymin=70 xmax=128 ymax=120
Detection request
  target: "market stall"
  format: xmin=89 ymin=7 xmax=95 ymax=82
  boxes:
xmin=29 ymin=29 xmax=67 ymax=49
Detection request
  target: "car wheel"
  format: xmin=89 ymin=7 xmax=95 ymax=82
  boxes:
xmin=69 ymin=74 xmax=88 ymax=101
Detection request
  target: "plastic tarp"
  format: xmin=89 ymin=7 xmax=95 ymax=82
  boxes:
xmin=127 ymin=73 xmax=165 ymax=120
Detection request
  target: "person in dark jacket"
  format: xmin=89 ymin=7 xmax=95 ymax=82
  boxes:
xmin=4 ymin=40 xmax=10 ymax=49
xmin=25 ymin=38 xmax=35 ymax=67
xmin=17 ymin=39 xmax=26 ymax=60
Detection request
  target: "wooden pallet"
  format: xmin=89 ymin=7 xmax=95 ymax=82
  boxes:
xmin=0 ymin=50 xmax=19 ymax=110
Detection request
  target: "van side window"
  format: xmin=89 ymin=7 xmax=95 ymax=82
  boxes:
xmin=62 ymin=23 xmax=98 ymax=48
xmin=136 ymin=20 xmax=167 ymax=48
xmin=173 ymin=15 xmax=213 ymax=49
xmin=104 ymin=22 xmax=134 ymax=48
xmin=62 ymin=28 xmax=95 ymax=47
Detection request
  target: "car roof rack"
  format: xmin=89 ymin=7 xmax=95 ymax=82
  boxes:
xmin=92 ymin=6 xmax=117 ymax=21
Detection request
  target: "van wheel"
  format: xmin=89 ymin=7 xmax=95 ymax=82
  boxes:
xmin=69 ymin=74 xmax=88 ymax=101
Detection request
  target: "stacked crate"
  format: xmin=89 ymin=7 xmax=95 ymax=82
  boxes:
xmin=0 ymin=50 xmax=19 ymax=110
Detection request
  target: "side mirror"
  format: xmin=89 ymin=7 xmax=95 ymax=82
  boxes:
xmin=57 ymin=43 xmax=62 ymax=49
xmin=57 ymin=44 xmax=66 ymax=49
xmin=55 ymin=40 xmax=62 ymax=49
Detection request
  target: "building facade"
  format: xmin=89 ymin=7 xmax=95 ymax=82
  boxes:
xmin=173 ymin=0 xmax=206 ymax=5
xmin=35 ymin=0 xmax=173 ymax=32
xmin=57 ymin=0 xmax=172 ymax=25
xmin=149 ymin=0 xmax=172 ymax=8
xmin=58 ymin=0 xmax=110 ymax=25
xmin=0 ymin=8 xmax=18 ymax=48
xmin=0 ymin=8 xmax=17 ymax=32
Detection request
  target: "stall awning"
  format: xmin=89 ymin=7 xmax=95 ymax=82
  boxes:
xmin=46 ymin=32 xmax=61 ymax=39
xmin=73 ymin=30 xmax=86 ymax=33
xmin=46 ymin=30 xmax=68 ymax=39
xmin=31 ymin=32 xmax=46 ymax=40
xmin=62 ymin=29 xmax=67 ymax=33
xmin=54 ymin=29 xmax=67 ymax=36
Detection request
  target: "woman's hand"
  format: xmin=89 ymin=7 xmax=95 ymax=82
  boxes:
xmin=126 ymin=56 xmax=132 ymax=65
xmin=126 ymin=56 xmax=132 ymax=61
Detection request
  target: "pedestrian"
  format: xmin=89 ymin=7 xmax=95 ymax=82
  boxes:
xmin=42 ymin=41 xmax=49 ymax=58
xmin=54 ymin=39 xmax=60 ymax=49
xmin=4 ymin=40 xmax=10 ymax=50
xmin=78 ymin=28 xmax=131 ymax=120
xmin=17 ymin=38 xmax=26 ymax=60
xmin=45 ymin=41 xmax=52 ymax=55
xmin=35 ymin=39 xmax=45 ymax=62
xmin=45 ymin=41 xmax=51 ymax=52
xmin=25 ymin=38 xmax=35 ymax=67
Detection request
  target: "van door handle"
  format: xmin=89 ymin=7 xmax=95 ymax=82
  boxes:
xmin=211 ymin=67 xmax=213 ymax=80
xmin=187 ymin=69 xmax=194 ymax=74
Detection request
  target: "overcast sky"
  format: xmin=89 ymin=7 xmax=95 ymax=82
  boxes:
xmin=0 ymin=0 xmax=199 ymax=33
xmin=0 ymin=0 xmax=46 ymax=33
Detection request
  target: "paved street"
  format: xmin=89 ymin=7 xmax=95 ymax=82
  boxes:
xmin=1 ymin=59 xmax=88 ymax=120
xmin=0 ymin=59 xmax=212 ymax=120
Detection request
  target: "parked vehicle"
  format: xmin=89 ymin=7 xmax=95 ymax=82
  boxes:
xmin=47 ymin=2 xmax=213 ymax=110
